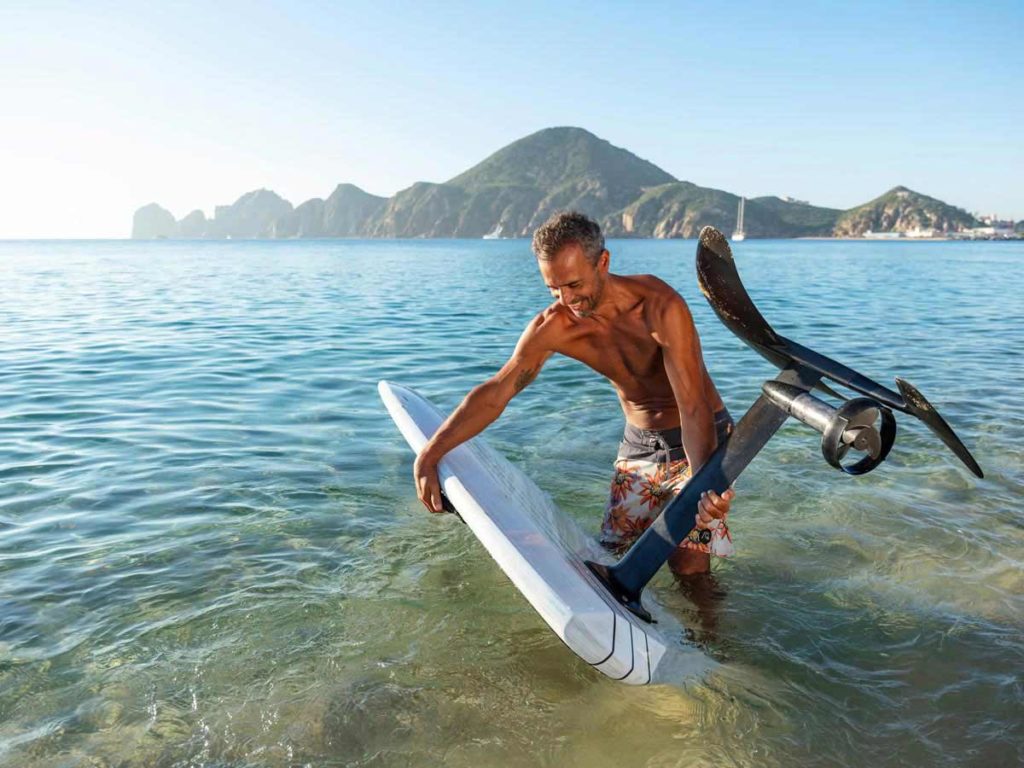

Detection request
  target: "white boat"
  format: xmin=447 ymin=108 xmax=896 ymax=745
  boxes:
xmin=483 ymin=223 xmax=503 ymax=239
xmin=732 ymin=198 xmax=746 ymax=241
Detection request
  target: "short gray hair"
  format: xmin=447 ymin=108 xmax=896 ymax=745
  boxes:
xmin=531 ymin=211 xmax=605 ymax=264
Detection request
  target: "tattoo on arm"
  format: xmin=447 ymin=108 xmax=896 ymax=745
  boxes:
xmin=513 ymin=366 xmax=538 ymax=393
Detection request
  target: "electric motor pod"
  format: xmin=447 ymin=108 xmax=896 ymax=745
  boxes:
xmin=821 ymin=398 xmax=896 ymax=475
xmin=760 ymin=381 xmax=897 ymax=475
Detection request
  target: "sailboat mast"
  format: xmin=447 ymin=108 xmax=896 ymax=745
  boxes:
xmin=733 ymin=197 xmax=747 ymax=241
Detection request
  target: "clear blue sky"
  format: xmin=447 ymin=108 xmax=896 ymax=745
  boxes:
xmin=2 ymin=0 xmax=1020 ymax=237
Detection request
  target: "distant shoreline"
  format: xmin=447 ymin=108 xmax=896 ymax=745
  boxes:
xmin=3 ymin=235 xmax=1023 ymax=244
xmin=796 ymin=236 xmax=955 ymax=241
xmin=796 ymin=236 xmax=1022 ymax=242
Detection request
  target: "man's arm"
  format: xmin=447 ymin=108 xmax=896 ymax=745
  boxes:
xmin=414 ymin=313 xmax=555 ymax=512
xmin=653 ymin=293 xmax=717 ymax=471
xmin=653 ymin=292 xmax=734 ymax=541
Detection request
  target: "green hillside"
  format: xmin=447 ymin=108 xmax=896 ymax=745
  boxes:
xmin=603 ymin=184 xmax=840 ymax=238
xmin=833 ymin=186 xmax=977 ymax=236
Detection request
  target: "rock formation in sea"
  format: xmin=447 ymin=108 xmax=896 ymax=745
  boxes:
xmin=205 ymin=189 xmax=293 ymax=239
xmin=177 ymin=210 xmax=208 ymax=238
xmin=323 ymin=184 xmax=388 ymax=236
xmin=131 ymin=203 xmax=178 ymax=239
xmin=274 ymin=198 xmax=324 ymax=238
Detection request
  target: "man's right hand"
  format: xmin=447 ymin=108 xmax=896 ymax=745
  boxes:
xmin=413 ymin=452 xmax=444 ymax=513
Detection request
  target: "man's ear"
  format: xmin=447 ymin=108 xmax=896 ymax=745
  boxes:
xmin=598 ymin=250 xmax=610 ymax=272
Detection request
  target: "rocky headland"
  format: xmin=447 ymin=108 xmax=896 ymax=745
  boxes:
xmin=132 ymin=127 xmax=979 ymax=240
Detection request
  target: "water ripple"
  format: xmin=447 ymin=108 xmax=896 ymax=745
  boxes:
xmin=0 ymin=238 xmax=1021 ymax=766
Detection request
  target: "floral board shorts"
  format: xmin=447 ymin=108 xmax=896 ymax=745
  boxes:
xmin=600 ymin=410 xmax=735 ymax=557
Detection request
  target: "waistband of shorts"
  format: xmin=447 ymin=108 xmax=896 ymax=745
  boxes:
xmin=622 ymin=409 xmax=732 ymax=447
xmin=619 ymin=409 xmax=733 ymax=462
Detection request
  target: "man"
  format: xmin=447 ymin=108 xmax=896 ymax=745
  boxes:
xmin=413 ymin=211 xmax=734 ymax=576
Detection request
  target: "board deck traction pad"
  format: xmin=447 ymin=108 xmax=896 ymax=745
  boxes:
xmin=379 ymin=380 xmax=677 ymax=685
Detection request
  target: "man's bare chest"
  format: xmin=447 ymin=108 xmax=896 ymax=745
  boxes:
xmin=557 ymin=316 xmax=666 ymax=382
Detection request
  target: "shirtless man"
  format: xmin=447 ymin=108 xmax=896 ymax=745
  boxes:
xmin=413 ymin=211 xmax=734 ymax=576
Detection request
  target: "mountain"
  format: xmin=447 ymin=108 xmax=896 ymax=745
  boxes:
xmin=361 ymin=127 xmax=677 ymax=237
xmin=445 ymin=126 xmax=676 ymax=235
xmin=131 ymin=128 xmax=979 ymax=240
xmin=602 ymin=184 xmax=841 ymax=238
xmin=833 ymin=186 xmax=978 ymax=236
xmin=451 ymin=127 xmax=674 ymax=195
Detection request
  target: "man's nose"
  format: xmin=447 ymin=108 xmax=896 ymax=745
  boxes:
xmin=559 ymin=289 xmax=575 ymax=306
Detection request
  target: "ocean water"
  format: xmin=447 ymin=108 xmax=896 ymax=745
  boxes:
xmin=0 ymin=237 xmax=1021 ymax=767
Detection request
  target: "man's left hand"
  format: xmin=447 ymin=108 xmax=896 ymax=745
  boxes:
xmin=695 ymin=487 xmax=734 ymax=528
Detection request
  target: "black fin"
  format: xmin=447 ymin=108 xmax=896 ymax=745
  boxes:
xmin=896 ymin=378 xmax=983 ymax=478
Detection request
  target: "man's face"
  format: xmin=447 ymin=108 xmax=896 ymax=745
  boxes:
xmin=538 ymin=242 xmax=609 ymax=318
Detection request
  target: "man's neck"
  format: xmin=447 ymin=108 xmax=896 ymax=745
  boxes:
xmin=590 ymin=274 xmax=636 ymax=319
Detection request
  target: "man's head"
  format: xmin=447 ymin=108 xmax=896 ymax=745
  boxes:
xmin=531 ymin=211 xmax=609 ymax=317
xmin=532 ymin=210 xmax=606 ymax=264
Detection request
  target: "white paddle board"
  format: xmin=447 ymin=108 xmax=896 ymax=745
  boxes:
xmin=379 ymin=380 xmax=681 ymax=684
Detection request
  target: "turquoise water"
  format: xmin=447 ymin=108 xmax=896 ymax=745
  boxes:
xmin=0 ymin=238 xmax=1021 ymax=767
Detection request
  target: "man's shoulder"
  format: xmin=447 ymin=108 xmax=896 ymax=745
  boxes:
xmin=619 ymin=272 xmax=675 ymax=292
xmin=522 ymin=304 xmax=574 ymax=342
xmin=618 ymin=273 xmax=686 ymax=309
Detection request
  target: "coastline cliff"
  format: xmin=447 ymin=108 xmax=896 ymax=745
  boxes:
xmin=132 ymin=128 xmax=978 ymax=240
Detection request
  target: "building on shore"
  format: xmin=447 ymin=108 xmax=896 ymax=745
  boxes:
xmin=951 ymin=225 xmax=1018 ymax=240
